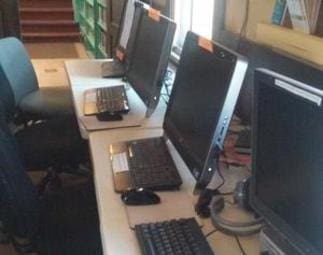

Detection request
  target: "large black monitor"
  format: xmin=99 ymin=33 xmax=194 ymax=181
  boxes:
xmin=251 ymin=68 xmax=323 ymax=255
xmin=126 ymin=6 xmax=176 ymax=117
xmin=164 ymin=31 xmax=248 ymax=189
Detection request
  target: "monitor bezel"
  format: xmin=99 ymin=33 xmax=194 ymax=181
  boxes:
xmin=250 ymin=68 xmax=323 ymax=255
xmin=163 ymin=31 xmax=248 ymax=189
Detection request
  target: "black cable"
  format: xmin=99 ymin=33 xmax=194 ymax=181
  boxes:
xmin=219 ymin=191 xmax=234 ymax=196
xmin=236 ymin=0 xmax=250 ymax=51
xmin=234 ymin=235 xmax=248 ymax=255
xmin=215 ymin=162 xmax=225 ymax=191
xmin=204 ymin=229 xmax=218 ymax=238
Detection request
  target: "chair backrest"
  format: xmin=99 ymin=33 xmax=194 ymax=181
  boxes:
xmin=0 ymin=64 xmax=15 ymax=121
xmin=0 ymin=37 xmax=38 ymax=104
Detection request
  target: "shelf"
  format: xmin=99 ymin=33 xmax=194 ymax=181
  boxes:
xmin=98 ymin=46 xmax=108 ymax=58
xmin=97 ymin=0 xmax=107 ymax=8
xmin=256 ymin=23 xmax=323 ymax=67
xmin=97 ymin=21 xmax=107 ymax=32
xmin=85 ymin=17 xmax=95 ymax=29
xmin=85 ymin=0 xmax=94 ymax=7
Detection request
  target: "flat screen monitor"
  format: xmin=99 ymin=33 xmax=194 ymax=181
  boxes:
xmin=250 ymin=68 xmax=323 ymax=255
xmin=164 ymin=31 xmax=248 ymax=188
xmin=126 ymin=6 xmax=176 ymax=117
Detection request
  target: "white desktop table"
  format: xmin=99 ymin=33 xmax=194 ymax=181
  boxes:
xmin=89 ymin=128 xmax=260 ymax=255
xmin=65 ymin=59 xmax=167 ymax=139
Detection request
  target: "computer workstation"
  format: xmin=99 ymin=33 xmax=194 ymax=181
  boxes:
xmin=89 ymin=31 xmax=252 ymax=255
xmin=66 ymin=2 xmax=323 ymax=254
xmin=66 ymin=2 xmax=175 ymax=136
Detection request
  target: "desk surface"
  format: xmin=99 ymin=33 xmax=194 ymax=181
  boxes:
xmin=89 ymin=128 xmax=260 ymax=255
xmin=65 ymin=60 xmax=166 ymax=138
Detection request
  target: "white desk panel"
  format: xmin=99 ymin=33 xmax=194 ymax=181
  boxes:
xmin=65 ymin=60 xmax=166 ymax=138
xmin=89 ymin=129 xmax=260 ymax=255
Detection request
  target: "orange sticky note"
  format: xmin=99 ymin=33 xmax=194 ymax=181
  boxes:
xmin=198 ymin=37 xmax=213 ymax=53
xmin=148 ymin=8 xmax=161 ymax=22
xmin=116 ymin=49 xmax=125 ymax=61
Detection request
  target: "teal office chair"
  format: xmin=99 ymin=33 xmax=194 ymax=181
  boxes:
xmin=0 ymin=37 xmax=74 ymax=121
xmin=0 ymin=60 xmax=89 ymax=195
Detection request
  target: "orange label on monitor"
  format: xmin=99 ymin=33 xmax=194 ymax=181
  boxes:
xmin=198 ymin=37 xmax=213 ymax=53
xmin=116 ymin=49 xmax=125 ymax=61
xmin=148 ymin=8 xmax=161 ymax=22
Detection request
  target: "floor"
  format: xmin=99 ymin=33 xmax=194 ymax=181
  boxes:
xmin=0 ymin=42 xmax=94 ymax=255
xmin=25 ymin=43 xmax=88 ymax=59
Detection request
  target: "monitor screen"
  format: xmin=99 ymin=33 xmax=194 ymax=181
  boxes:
xmin=251 ymin=69 xmax=323 ymax=255
xmin=126 ymin=7 xmax=176 ymax=116
xmin=164 ymin=31 xmax=247 ymax=187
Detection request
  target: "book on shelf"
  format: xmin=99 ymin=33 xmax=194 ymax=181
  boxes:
xmin=275 ymin=0 xmax=323 ymax=35
xmin=271 ymin=0 xmax=287 ymax=25
xmin=286 ymin=0 xmax=310 ymax=33
xmin=314 ymin=4 xmax=323 ymax=36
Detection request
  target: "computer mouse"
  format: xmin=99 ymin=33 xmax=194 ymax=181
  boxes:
xmin=121 ymin=188 xmax=161 ymax=206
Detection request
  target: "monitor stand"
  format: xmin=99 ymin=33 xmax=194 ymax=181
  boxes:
xmin=260 ymin=227 xmax=302 ymax=255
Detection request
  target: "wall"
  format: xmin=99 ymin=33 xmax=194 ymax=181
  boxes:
xmin=225 ymin=0 xmax=276 ymax=41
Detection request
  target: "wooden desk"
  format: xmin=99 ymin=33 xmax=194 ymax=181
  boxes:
xmin=89 ymin=128 xmax=260 ymax=255
xmin=65 ymin=59 xmax=167 ymax=138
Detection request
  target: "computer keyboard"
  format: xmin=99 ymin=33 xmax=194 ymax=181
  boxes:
xmin=127 ymin=138 xmax=182 ymax=191
xmin=96 ymin=85 xmax=130 ymax=114
xmin=135 ymin=218 xmax=214 ymax=255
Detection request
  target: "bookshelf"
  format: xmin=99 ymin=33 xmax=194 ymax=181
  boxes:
xmin=95 ymin=0 xmax=109 ymax=58
xmin=74 ymin=0 xmax=124 ymax=58
xmin=225 ymin=0 xmax=323 ymax=68
xmin=76 ymin=0 xmax=96 ymax=56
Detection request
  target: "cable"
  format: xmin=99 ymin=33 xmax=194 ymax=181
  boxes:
xmin=234 ymin=235 xmax=248 ymax=255
xmin=236 ymin=0 xmax=250 ymax=51
xmin=204 ymin=229 xmax=218 ymax=238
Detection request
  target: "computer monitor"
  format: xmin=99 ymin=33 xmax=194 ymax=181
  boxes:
xmin=126 ymin=6 xmax=176 ymax=117
xmin=164 ymin=31 xmax=248 ymax=189
xmin=250 ymin=68 xmax=323 ymax=255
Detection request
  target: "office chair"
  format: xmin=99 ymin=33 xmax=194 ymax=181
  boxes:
xmin=0 ymin=63 xmax=90 ymax=195
xmin=0 ymin=37 xmax=74 ymax=122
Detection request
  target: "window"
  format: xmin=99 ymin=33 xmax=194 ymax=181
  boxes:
xmin=172 ymin=0 xmax=215 ymax=52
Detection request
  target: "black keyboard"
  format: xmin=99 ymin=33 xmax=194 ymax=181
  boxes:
xmin=127 ymin=138 xmax=182 ymax=191
xmin=96 ymin=86 xmax=130 ymax=114
xmin=135 ymin=218 xmax=214 ymax=255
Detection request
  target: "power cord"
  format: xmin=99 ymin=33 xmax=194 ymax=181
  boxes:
xmin=236 ymin=0 xmax=250 ymax=51
xmin=234 ymin=235 xmax=248 ymax=255
xmin=161 ymin=68 xmax=175 ymax=104
xmin=204 ymin=229 xmax=218 ymax=238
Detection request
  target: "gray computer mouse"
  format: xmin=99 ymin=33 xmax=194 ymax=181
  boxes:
xmin=121 ymin=188 xmax=161 ymax=206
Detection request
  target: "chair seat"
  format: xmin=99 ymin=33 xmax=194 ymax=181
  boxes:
xmin=19 ymin=86 xmax=75 ymax=120
xmin=15 ymin=117 xmax=88 ymax=170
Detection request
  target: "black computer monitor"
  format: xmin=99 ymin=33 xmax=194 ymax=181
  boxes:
xmin=126 ymin=6 xmax=176 ymax=117
xmin=250 ymin=68 xmax=323 ymax=255
xmin=164 ymin=31 xmax=248 ymax=189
